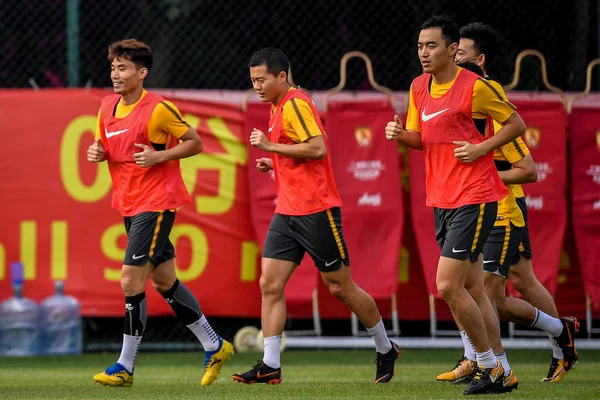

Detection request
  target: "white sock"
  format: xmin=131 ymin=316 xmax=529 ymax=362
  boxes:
xmin=476 ymin=348 xmax=497 ymax=369
xmin=495 ymin=352 xmax=511 ymax=376
xmin=547 ymin=332 xmax=564 ymax=359
xmin=263 ymin=336 xmax=282 ymax=369
xmin=531 ymin=309 xmax=563 ymax=337
xmin=187 ymin=315 xmax=220 ymax=351
xmin=460 ymin=331 xmax=476 ymax=362
xmin=116 ymin=334 xmax=142 ymax=373
xmin=366 ymin=319 xmax=392 ymax=354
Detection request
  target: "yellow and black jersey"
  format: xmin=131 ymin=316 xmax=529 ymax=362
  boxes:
xmin=489 ymin=80 xmax=529 ymax=199
xmin=273 ymin=88 xmax=323 ymax=143
xmin=405 ymin=67 xmax=516 ymax=135
xmin=95 ymin=90 xmax=190 ymax=149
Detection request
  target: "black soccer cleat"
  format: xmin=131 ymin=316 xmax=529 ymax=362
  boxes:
xmin=463 ymin=361 xmax=504 ymax=395
xmin=232 ymin=360 xmax=282 ymax=385
xmin=553 ymin=316 xmax=580 ymax=371
xmin=375 ymin=341 xmax=402 ymax=383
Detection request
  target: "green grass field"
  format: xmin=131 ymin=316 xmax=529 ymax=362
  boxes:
xmin=1 ymin=349 xmax=599 ymax=399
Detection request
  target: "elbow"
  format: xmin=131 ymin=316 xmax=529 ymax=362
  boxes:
xmin=314 ymin=145 xmax=327 ymax=160
xmin=527 ymin=168 xmax=538 ymax=183
xmin=195 ymin=139 xmax=203 ymax=155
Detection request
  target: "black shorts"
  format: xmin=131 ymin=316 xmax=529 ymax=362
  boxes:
xmin=482 ymin=222 xmax=525 ymax=278
xmin=515 ymin=196 xmax=533 ymax=259
xmin=262 ymin=207 xmax=350 ymax=272
xmin=435 ymin=202 xmax=498 ymax=263
xmin=123 ymin=210 xmax=176 ymax=267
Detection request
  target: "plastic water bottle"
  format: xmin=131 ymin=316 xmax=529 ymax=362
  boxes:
xmin=0 ymin=262 xmax=40 ymax=356
xmin=39 ymin=281 xmax=82 ymax=355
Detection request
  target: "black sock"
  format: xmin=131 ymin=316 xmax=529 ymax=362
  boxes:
xmin=124 ymin=292 xmax=147 ymax=337
xmin=161 ymin=279 xmax=203 ymax=325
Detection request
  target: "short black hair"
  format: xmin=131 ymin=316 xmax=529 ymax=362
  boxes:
xmin=460 ymin=22 xmax=498 ymax=66
xmin=248 ymin=48 xmax=290 ymax=78
xmin=421 ymin=15 xmax=459 ymax=47
xmin=457 ymin=61 xmax=484 ymax=77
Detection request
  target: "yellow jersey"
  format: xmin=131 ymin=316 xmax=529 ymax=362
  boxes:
xmin=270 ymin=88 xmax=323 ymax=142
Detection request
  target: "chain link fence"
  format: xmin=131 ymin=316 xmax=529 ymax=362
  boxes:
xmin=2 ymin=0 xmax=598 ymax=92
xmin=2 ymin=0 xmax=597 ymax=350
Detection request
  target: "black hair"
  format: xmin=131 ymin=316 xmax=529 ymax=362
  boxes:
xmin=459 ymin=22 xmax=498 ymax=65
xmin=457 ymin=61 xmax=484 ymax=77
xmin=248 ymin=47 xmax=290 ymax=78
xmin=421 ymin=15 xmax=460 ymax=47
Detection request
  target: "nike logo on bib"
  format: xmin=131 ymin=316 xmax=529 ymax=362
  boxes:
xmin=105 ymin=128 xmax=129 ymax=138
xmin=421 ymin=108 xmax=450 ymax=122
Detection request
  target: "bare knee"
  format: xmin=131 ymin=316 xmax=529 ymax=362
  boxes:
xmin=150 ymin=274 xmax=175 ymax=294
xmin=120 ymin=274 xmax=145 ymax=297
xmin=326 ymin=281 xmax=347 ymax=299
xmin=437 ymin=280 xmax=462 ymax=304
xmin=508 ymin=272 xmax=527 ymax=295
xmin=259 ymin=275 xmax=285 ymax=298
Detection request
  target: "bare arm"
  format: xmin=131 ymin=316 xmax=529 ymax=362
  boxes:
xmin=158 ymin=127 xmax=203 ymax=162
xmin=269 ymin=135 xmax=326 ymax=160
xmin=385 ymin=115 xmax=423 ymax=150
xmin=498 ymin=154 xmax=538 ymax=184
xmin=250 ymin=128 xmax=326 ymax=160
xmin=134 ymin=127 xmax=203 ymax=168
xmin=478 ymin=112 xmax=526 ymax=155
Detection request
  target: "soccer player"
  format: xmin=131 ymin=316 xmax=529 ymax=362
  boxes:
xmin=232 ymin=48 xmax=401 ymax=385
xmin=87 ymin=39 xmax=233 ymax=387
xmin=385 ymin=16 xmax=526 ymax=395
xmin=436 ymin=22 xmax=579 ymax=384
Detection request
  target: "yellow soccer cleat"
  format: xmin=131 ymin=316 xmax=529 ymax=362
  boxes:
xmin=437 ymin=357 xmax=477 ymax=384
xmin=93 ymin=363 xmax=133 ymax=387
xmin=541 ymin=358 xmax=567 ymax=383
xmin=201 ymin=338 xmax=235 ymax=386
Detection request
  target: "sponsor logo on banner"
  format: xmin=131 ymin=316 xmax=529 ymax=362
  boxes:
xmin=346 ymin=160 xmax=386 ymax=181
xmin=586 ymin=165 xmax=600 ymax=185
xmin=525 ymin=126 xmax=541 ymax=148
xmin=357 ymin=192 xmax=381 ymax=207
xmin=535 ymin=162 xmax=553 ymax=182
xmin=355 ymin=126 xmax=372 ymax=147
xmin=525 ymin=194 xmax=544 ymax=210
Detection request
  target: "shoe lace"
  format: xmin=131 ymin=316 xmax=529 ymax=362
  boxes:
xmin=105 ymin=364 xmax=124 ymax=375
xmin=252 ymin=360 xmax=265 ymax=370
xmin=453 ymin=357 xmax=467 ymax=370
xmin=546 ymin=358 xmax=560 ymax=378
xmin=471 ymin=367 xmax=488 ymax=383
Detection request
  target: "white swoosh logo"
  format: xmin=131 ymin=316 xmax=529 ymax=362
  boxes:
xmin=105 ymin=128 xmax=129 ymax=138
xmin=483 ymin=260 xmax=496 ymax=264
xmin=325 ymin=259 xmax=339 ymax=267
xmin=451 ymin=247 xmax=468 ymax=253
xmin=421 ymin=108 xmax=450 ymax=122
xmin=132 ymin=254 xmax=145 ymax=260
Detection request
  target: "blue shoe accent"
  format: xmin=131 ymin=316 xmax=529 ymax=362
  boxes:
xmin=204 ymin=337 xmax=223 ymax=368
xmin=106 ymin=362 xmax=133 ymax=375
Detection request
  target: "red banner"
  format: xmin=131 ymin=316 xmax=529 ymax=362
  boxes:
xmin=568 ymin=106 xmax=600 ymax=309
xmin=325 ymin=101 xmax=403 ymax=298
xmin=506 ymin=100 xmax=568 ymax=296
xmin=0 ymin=90 xmax=261 ymax=318
xmin=243 ymin=101 xmax=317 ymax=310
xmin=0 ymin=90 xmax=588 ymax=321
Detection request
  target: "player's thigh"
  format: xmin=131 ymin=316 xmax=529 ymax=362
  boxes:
xmin=262 ymin=213 xmax=305 ymax=266
xmin=516 ymin=197 xmax=533 ymax=259
xmin=289 ymin=207 xmax=350 ymax=273
xmin=124 ymin=210 xmax=176 ymax=267
xmin=150 ymin=257 xmax=177 ymax=291
xmin=482 ymin=223 xmax=524 ymax=280
xmin=439 ymin=202 xmax=497 ymax=263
